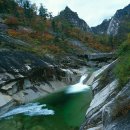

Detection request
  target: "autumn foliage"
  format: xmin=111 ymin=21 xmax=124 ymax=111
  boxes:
xmin=67 ymin=27 xmax=112 ymax=52
xmin=5 ymin=17 xmax=19 ymax=26
xmin=3 ymin=0 xmax=113 ymax=56
xmin=43 ymin=32 xmax=54 ymax=42
xmin=41 ymin=45 xmax=62 ymax=54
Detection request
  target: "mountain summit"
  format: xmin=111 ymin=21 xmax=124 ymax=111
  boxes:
xmin=59 ymin=6 xmax=91 ymax=32
xmin=92 ymin=4 xmax=130 ymax=36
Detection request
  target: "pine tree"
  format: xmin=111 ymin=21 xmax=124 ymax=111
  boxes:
xmin=23 ymin=0 xmax=34 ymax=19
xmin=0 ymin=0 xmax=17 ymax=14
xmin=52 ymin=20 xmax=56 ymax=32
xmin=39 ymin=4 xmax=48 ymax=20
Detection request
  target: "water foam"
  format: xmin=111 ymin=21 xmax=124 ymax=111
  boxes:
xmin=0 ymin=103 xmax=54 ymax=119
xmin=66 ymin=74 xmax=90 ymax=94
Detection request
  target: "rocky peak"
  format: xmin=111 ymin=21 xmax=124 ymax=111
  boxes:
xmin=64 ymin=6 xmax=72 ymax=12
xmin=115 ymin=4 xmax=130 ymax=18
xmin=59 ymin=6 xmax=92 ymax=32
xmin=91 ymin=19 xmax=111 ymax=34
xmin=92 ymin=4 xmax=130 ymax=36
xmin=107 ymin=4 xmax=130 ymax=36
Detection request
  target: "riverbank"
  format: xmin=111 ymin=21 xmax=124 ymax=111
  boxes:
xmin=80 ymin=59 xmax=130 ymax=130
xmin=80 ymin=60 xmax=117 ymax=130
xmin=0 ymin=71 xmax=93 ymax=130
xmin=0 ymin=65 xmax=90 ymax=116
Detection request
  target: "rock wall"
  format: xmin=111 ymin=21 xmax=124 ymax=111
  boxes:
xmin=92 ymin=4 xmax=130 ymax=36
xmin=80 ymin=60 xmax=130 ymax=130
xmin=0 ymin=49 xmax=87 ymax=116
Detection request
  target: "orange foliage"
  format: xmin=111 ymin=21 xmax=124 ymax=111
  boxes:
xmin=7 ymin=29 xmax=30 ymax=37
xmin=68 ymin=28 xmax=81 ymax=39
xmin=30 ymin=32 xmax=42 ymax=40
xmin=5 ymin=17 xmax=19 ymax=26
xmin=7 ymin=29 xmax=21 ymax=37
xmin=7 ymin=29 xmax=33 ymax=42
xmin=68 ymin=27 xmax=112 ymax=52
xmin=43 ymin=32 xmax=54 ymax=41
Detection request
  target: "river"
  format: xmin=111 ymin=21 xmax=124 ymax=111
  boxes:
xmin=0 ymin=74 xmax=93 ymax=130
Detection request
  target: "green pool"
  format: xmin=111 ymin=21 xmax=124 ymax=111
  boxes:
xmin=0 ymin=77 xmax=92 ymax=130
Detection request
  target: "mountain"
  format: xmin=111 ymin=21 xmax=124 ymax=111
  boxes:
xmin=92 ymin=4 xmax=130 ymax=36
xmin=58 ymin=6 xmax=92 ymax=32
xmin=92 ymin=19 xmax=110 ymax=34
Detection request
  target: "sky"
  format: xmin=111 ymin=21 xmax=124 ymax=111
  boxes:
xmin=30 ymin=0 xmax=130 ymax=27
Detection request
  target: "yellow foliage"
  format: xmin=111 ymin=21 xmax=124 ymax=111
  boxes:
xmin=43 ymin=32 xmax=54 ymax=41
xmin=5 ymin=16 xmax=19 ymax=26
xmin=7 ymin=29 xmax=21 ymax=37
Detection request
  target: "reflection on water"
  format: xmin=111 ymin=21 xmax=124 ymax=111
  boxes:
xmin=0 ymin=75 xmax=93 ymax=130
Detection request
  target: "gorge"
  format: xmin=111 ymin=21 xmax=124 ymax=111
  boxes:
xmin=0 ymin=1 xmax=130 ymax=130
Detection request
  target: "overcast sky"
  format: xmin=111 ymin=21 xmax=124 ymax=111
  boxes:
xmin=30 ymin=0 xmax=130 ymax=27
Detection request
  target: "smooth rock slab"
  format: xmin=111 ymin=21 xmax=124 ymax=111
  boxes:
xmin=103 ymin=82 xmax=130 ymax=130
xmin=0 ymin=92 xmax=12 ymax=107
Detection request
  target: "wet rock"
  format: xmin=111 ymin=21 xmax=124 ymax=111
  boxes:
xmin=80 ymin=60 xmax=118 ymax=130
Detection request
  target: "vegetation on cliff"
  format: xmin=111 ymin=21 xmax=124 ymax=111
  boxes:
xmin=1 ymin=0 xmax=130 ymax=88
xmin=115 ymin=35 xmax=130 ymax=88
xmin=0 ymin=0 xmax=112 ymax=58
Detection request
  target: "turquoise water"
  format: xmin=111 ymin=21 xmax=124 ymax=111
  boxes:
xmin=0 ymin=77 xmax=92 ymax=130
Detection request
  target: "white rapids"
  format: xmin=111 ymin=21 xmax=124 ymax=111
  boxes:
xmin=0 ymin=103 xmax=54 ymax=119
xmin=66 ymin=74 xmax=90 ymax=94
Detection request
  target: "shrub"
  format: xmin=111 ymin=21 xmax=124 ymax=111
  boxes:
xmin=5 ymin=16 xmax=19 ymax=26
xmin=43 ymin=32 xmax=54 ymax=42
xmin=117 ymin=41 xmax=130 ymax=56
xmin=115 ymin=41 xmax=130 ymax=88
xmin=7 ymin=29 xmax=21 ymax=37
xmin=41 ymin=45 xmax=62 ymax=54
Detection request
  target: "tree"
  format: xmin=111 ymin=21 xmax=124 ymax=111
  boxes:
xmin=52 ymin=20 xmax=56 ymax=32
xmin=39 ymin=4 xmax=48 ymax=20
xmin=0 ymin=0 xmax=17 ymax=14
xmin=48 ymin=12 xmax=53 ymax=20
xmin=16 ymin=0 xmax=25 ymax=7
xmin=23 ymin=0 xmax=30 ymax=17
xmin=31 ymin=3 xmax=37 ymax=15
xmin=23 ymin=0 xmax=35 ymax=20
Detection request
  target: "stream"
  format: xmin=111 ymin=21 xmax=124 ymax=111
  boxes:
xmin=0 ymin=74 xmax=93 ymax=130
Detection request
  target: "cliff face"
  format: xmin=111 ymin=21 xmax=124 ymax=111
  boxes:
xmin=91 ymin=19 xmax=110 ymax=34
xmin=80 ymin=60 xmax=130 ymax=130
xmin=107 ymin=4 xmax=130 ymax=36
xmin=92 ymin=4 xmax=130 ymax=36
xmin=59 ymin=6 xmax=92 ymax=32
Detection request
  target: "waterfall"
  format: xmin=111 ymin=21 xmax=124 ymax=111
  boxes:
xmin=66 ymin=74 xmax=90 ymax=94
xmin=79 ymin=74 xmax=87 ymax=83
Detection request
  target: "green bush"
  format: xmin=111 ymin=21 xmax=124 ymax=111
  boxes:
xmin=115 ymin=41 xmax=130 ymax=88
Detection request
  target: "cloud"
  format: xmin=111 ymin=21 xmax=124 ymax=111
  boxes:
xmin=30 ymin=0 xmax=130 ymax=27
